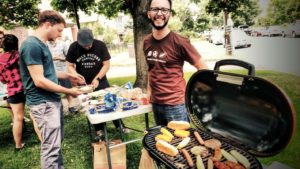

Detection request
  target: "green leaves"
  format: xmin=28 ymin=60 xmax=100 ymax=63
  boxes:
xmin=263 ymin=0 xmax=300 ymax=25
xmin=205 ymin=0 xmax=259 ymax=27
xmin=51 ymin=0 xmax=96 ymax=20
xmin=206 ymin=0 xmax=249 ymax=15
xmin=96 ymin=0 xmax=129 ymax=18
xmin=232 ymin=0 xmax=260 ymax=26
xmin=0 ymin=0 xmax=40 ymax=29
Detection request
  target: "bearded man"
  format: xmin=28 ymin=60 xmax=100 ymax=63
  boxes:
xmin=143 ymin=0 xmax=208 ymax=126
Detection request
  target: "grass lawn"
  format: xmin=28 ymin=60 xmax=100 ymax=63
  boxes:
xmin=0 ymin=70 xmax=299 ymax=169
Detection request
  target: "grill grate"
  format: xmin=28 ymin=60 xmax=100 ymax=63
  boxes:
xmin=143 ymin=126 xmax=262 ymax=169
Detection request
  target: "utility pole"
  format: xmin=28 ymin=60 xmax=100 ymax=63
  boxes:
xmin=224 ymin=11 xmax=233 ymax=55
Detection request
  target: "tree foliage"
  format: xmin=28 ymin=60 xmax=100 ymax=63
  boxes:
xmin=0 ymin=0 xmax=40 ymax=29
xmin=206 ymin=0 xmax=259 ymax=26
xmin=206 ymin=0 xmax=248 ymax=15
xmin=81 ymin=22 xmax=104 ymax=37
xmin=172 ymin=0 xmax=212 ymax=34
xmin=232 ymin=0 xmax=260 ymax=26
xmin=261 ymin=0 xmax=300 ymax=25
xmin=51 ymin=0 xmax=96 ymax=20
xmin=96 ymin=0 xmax=130 ymax=17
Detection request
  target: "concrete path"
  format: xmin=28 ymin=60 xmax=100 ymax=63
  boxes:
xmin=108 ymin=41 xmax=233 ymax=78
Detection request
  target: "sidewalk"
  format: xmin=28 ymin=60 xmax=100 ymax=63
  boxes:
xmin=108 ymin=41 xmax=232 ymax=78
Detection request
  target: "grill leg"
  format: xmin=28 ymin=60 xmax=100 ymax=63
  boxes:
xmin=145 ymin=113 xmax=149 ymax=129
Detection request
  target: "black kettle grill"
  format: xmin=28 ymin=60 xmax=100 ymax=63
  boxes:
xmin=143 ymin=59 xmax=296 ymax=169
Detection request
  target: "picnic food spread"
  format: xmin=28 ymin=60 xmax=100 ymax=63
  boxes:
xmin=78 ymin=82 xmax=149 ymax=114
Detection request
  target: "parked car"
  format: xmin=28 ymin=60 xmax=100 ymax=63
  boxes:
xmin=238 ymin=25 xmax=251 ymax=35
xmin=282 ymin=23 xmax=300 ymax=38
xmin=251 ymin=27 xmax=267 ymax=37
xmin=202 ymin=30 xmax=211 ymax=41
xmin=266 ymin=25 xmax=284 ymax=37
xmin=231 ymin=29 xmax=251 ymax=49
xmin=260 ymin=27 xmax=270 ymax=37
xmin=209 ymin=29 xmax=224 ymax=45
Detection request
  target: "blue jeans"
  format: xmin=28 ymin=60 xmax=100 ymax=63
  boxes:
xmin=152 ymin=103 xmax=189 ymax=126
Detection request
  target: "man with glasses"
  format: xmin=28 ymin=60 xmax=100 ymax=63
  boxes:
xmin=143 ymin=0 xmax=208 ymax=126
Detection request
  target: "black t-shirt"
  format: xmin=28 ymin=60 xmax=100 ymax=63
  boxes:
xmin=66 ymin=40 xmax=110 ymax=88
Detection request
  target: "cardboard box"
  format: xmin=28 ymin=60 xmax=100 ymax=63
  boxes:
xmin=138 ymin=148 xmax=156 ymax=169
xmin=93 ymin=140 xmax=126 ymax=169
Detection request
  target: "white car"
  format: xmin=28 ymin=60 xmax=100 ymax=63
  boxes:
xmin=230 ymin=29 xmax=251 ymax=49
xmin=251 ymin=27 xmax=267 ymax=37
xmin=266 ymin=26 xmax=284 ymax=37
xmin=238 ymin=25 xmax=251 ymax=35
xmin=282 ymin=23 xmax=300 ymax=38
xmin=209 ymin=29 xmax=224 ymax=45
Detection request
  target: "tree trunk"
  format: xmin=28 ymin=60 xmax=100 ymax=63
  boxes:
xmin=131 ymin=0 xmax=152 ymax=91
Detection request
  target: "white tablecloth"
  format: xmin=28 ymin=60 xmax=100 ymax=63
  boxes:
xmin=86 ymin=104 xmax=152 ymax=124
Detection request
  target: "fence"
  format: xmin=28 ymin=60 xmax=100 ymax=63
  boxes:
xmin=107 ymin=43 xmax=128 ymax=54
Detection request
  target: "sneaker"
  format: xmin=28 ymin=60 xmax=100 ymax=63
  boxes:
xmin=24 ymin=117 xmax=31 ymax=122
xmin=96 ymin=130 xmax=104 ymax=136
xmin=94 ymin=130 xmax=104 ymax=142
xmin=68 ymin=107 xmax=78 ymax=114
xmin=121 ymin=128 xmax=130 ymax=134
xmin=15 ymin=143 xmax=25 ymax=152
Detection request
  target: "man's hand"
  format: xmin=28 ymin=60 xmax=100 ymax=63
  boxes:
xmin=53 ymin=55 xmax=60 ymax=60
xmin=91 ymin=78 xmax=99 ymax=89
xmin=53 ymin=55 xmax=65 ymax=61
xmin=68 ymin=88 xmax=83 ymax=97
xmin=68 ymin=73 xmax=86 ymax=85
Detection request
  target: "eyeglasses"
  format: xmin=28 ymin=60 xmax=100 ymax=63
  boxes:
xmin=149 ymin=7 xmax=171 ymax=15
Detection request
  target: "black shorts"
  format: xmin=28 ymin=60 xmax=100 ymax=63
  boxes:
xmin=7 ymin=92 xmax=26 ymax=104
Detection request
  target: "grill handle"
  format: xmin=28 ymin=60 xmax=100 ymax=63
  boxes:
xmin=214 ymin=59 xmax=255 ymax=76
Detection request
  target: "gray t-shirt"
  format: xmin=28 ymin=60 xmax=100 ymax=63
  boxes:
xmin=19 ymin=36 xmax=60 ymax=105
xmin=47 ymin=40 xmax=69 ymax=72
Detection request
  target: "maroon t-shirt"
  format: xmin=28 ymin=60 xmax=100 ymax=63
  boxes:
xmin=143 ymin=31 xmax=201 ymax=105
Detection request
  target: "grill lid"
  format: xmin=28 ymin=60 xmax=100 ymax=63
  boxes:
xmin=185 ymin=59 xmax=296 ymax=157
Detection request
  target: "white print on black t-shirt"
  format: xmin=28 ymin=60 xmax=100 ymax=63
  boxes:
xmin=147 ymin=50 xmax=166 ymax=63
xmin=81 ymin=62 xmax=96 ymax=68
xmin=76 ymin=53 xmax=101 ymax=69
xmin=76 ymin=53 xmax=101 ymax=62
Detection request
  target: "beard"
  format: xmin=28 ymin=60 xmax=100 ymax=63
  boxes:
xmin=149 ymin=15 xmax=169 ymax=30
